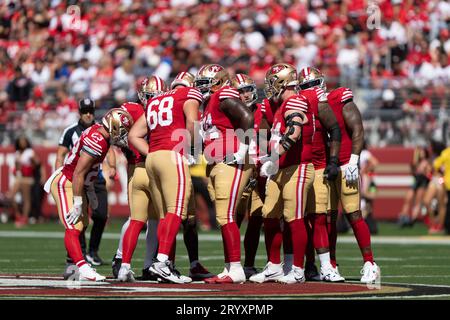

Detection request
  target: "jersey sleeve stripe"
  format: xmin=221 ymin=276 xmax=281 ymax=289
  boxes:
xmin=84 ymin=138 xmax=103 ymax=154
xmin=286 ymin=105 xmax=308 ymax=112
xmin=287 ymin=100 xmax=308 ymax=107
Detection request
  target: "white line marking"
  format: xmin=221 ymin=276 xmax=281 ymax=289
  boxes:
xmin=1 ymin=231 xmax=450 ymax=245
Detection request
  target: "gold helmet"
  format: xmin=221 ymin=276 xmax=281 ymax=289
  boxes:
xmin=231 ymin=74 xmax=258 ymax=107
xmin=137 ymin=75 xmax=167 ymax=106
xmin=102 ymin=108 xmax=134 ymax=148
xmin=171 ymin=71 xmax=195 ymax=89
xmin=298 ymin=66 xmax=326 ymax=91
xmin=194 ymin=64 xmax=230 ymax=97
xmin=264 ymin=63 xmax=298 ymax=100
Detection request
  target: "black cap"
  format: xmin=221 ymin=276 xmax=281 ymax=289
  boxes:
xmin=79 ymin=98 xmax=95 ymax=114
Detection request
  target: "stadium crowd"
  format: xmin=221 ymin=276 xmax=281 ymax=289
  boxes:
xmin=0 ymin=0 xmax=449 ymax=146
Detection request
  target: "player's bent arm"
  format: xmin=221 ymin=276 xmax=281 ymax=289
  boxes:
xmin=128 ymin=114 xmax=149 ymax=156
xmin=72 ymin=152 xmax=97 ymax=197
xmin=342 ymin=101 xmax=364 ymax=157
xmin=318 ymin=101 xmax=341 ymax=159
xmin=55 ymin=145 xmax=70 ymax=168
xmin=220 ymin=98 xmax=254 ymax=133
xmin=273 ymin=109 xmax=304 ymax=158
xmin=183 ymin=99 xmax=200 ymax=146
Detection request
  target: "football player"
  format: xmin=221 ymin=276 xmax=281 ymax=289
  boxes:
xmin=170 ymin=72 xmax=214 ymax=281
xmin=297 ymin=67 xmax=344 ymax=282
xmin=231 ymin=73 xmax=268 ymax=279
xmin=249 ymin=63 xmax=317 ymax=284
xmin=44 ymin=108 xmax=133 ymax=281
xmin=115 ymin=75 xmax=166 ymax=282
xmin=196 ymin=64 xmax=254 ymax=284
xmin=298 ymin=67 xmax=380 ymax=284
xmin=128 ymin=76 xmax=203 ymax=284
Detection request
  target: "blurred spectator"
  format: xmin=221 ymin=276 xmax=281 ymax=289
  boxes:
xmin=6 ymin=67 xmax=32 ymax=108
xmin=69 ymin=58 xmax=96 ymax=97
xmin=8 ymin=136 xmax=45 ymax=228
xmin=360 ymin=143 xmax=379 ymax=234
xmin=398 ymin=146 xmax=433 ymax=228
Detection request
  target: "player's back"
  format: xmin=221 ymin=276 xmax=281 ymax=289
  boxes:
xmin=62 ymin=123 xmax=109 ymax=182
xmin=327 ymin=87 xmax=353 ymax=165
xmin=147 ymin=86 xmax=203 ymax=154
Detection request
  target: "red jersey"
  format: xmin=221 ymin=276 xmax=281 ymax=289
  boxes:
xmin=62 ymin=124 xmax=110 ymax=183
xmin=146 ymin=87 xmax=203 ymax=154
xmin=270 ymin=94 xmax=315 ymax=169
xmin=327 ymin=87 xmax=354 ymax=165
xmin=260 ymin=98 xmax=279 ymax=126
xmin=249 ymin=103 xmax=264 ymax=160
xmin=305 ymin=87 xmax=328 ymax=170
xmin=201 ymin=86 xmax=241 ymax=162
xmin=120 ymin=102 xmax=145 ymax=164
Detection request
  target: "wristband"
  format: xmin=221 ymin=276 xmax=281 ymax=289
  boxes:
xmin=73 ymin=196 xmax=83 ymax=206
xmin=349 ymin=154 xmax=359 ymax=166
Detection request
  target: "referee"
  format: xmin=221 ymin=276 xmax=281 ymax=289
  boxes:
xmin=55 ymin=99 xmax=116 ymax=276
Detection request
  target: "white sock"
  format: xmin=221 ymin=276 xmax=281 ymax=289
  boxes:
xmin=229 ymin=261 xmax=242 ymax=272
xmin=190 ymin=260 xmax=199 ymax=269
xmin=144 ymin=219 xmax=159 ymax=269
xmin=116 ymin=218 xmax=130 ymax=259
xmin=318 ymin=252 xmax=332 ymax=268
xmin=157 ymin=254 xmax=169 ymax=262
xmin=121 ymin=263 xmax=130 ymax=269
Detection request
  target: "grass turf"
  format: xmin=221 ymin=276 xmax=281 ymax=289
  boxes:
xmin=0 ymin=219 xmax=449 ymax=288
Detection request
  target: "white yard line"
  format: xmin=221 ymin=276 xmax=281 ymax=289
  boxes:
xmin=1 ymin=231 xmax=450 ymax=245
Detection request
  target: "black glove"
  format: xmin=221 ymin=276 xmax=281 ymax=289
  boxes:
xmin=324 ymin=156 xmax=339 ymax=181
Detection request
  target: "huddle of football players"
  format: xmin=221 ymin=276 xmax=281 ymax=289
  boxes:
xmin=45 ymin=61 xmax=381 ymax=285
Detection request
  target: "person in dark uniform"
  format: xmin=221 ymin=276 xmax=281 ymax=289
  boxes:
xmin=55 ymin=99 xmax=116 ymax=277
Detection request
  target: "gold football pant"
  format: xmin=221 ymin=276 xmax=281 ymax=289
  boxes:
xmin=145 ymin=150 xmax=192 ymax=220
xmin=50 ymin=172 xmax=88 ymax=231
xmin=207 ymin=162 xmax=253 ymax=226
xmin=262 ymin=163 xmax=315 ymax=222
xmin=306 ymin=168 xmax=330 ymax=214
xmin=128 ymin=162 xmax=159 ymax=222
xmin=329 ymin=170 xmax=361 ymax=213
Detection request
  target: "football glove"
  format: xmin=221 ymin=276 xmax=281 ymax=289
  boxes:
xmin=223 ymin=142 xmax=248 ymax=165
xmin=344 ymin=154 xmax=359 ymax=185
xmin=66 ymin=196 xmax=83 ymax=225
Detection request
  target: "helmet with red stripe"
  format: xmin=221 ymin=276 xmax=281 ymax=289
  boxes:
xmin=231 ymin=74 xmax=258 ymax=107
xmin=194 ymin=64 xmax=230 ymax=98
xmin=298 ymin=66 xmax=326 ymax=91
xmin=171 ymin=71 xmax=195 ymax=89
xmin=102 ymin=108 xmax=134 ymax=148
xmin=264 ymin=63 xmax=298 ymax=100
xmin=137 ymin=75 xmax=167 ymax=106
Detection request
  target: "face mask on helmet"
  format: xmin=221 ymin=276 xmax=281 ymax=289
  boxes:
xmin=102 ymin=109 xmax=133 ymax=148
xmin=194 ymin=77 xmax=214 ymax=97
xmin=298 ymin=78 xmax=325 ymax=91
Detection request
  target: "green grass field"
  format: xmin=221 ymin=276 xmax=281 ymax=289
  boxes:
xmin=1 ymin=219 xmax=449 ymax=291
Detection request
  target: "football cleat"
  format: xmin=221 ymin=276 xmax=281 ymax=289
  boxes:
xmin=141 ymin=268 xmax=159 ymax=281
xmin=244 ymin=266 xmax=259 ymax=280
xmin=78 ymin=264 xmax=106 ymax=282
xmin=111 ymin=255 xmax=122 ymax=279
xmin=117 ymin=264 xmax=135 ymax=282
xmin=249 ymin=262 xmax=284 ymax=283
xmin=320 ymin=265 xmax=345 ymax=282
xmin=278 ymin=266 xmax=305 ymax=284
xmin=215 ymin=266 xmax=246 ymax=284
xmin=305 ymin=263 xmax=321 ymax=281
xmin=86 ymin=251 xmax=104 ymax=266
xmin=360 ymin=261 xmax=381 ymax=284
xmin=204 ymin=264 xmax=229 ymax=284
xmin=170 ymin=262 xmax=192 ymax=284
xmin=189 ymin=262 xmax=214 ymax=281
xmin=63 ymin=262 xmax=78 ymax=280
xmin=149 ymin=260 xmax=187 ymax=284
